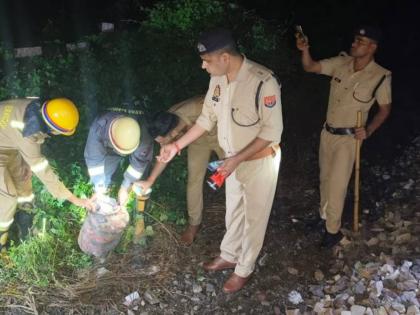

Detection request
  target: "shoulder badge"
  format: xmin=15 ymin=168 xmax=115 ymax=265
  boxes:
xmin=250 ymin=66 xmax=272 ymax=81
xmin=212 ymin=85 xmax=221 ymax=102
xmin=264 ymin=95 xmax=277 ymax=108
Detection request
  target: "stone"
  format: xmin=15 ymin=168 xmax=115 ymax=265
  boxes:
xmin=309 ymin=285 xmax=325 ymax=297
xmin=288 ymin=267 xmax=299 ymax=275
xmin=391 ymin=302 xmax=405 ymax=313
xmin=144 ymin=290 xmax=160 ymax=305
xmin=192 ymin=284 xmax=202 ymax=294
xmin=395 ymin=233 xmax=411 ymax=244
xmin=406 ymin=305 xmax=420 ymax=315
xmin=315 ymin=270 xmax=325 ymax=281
xmin=313 ymin=302 xmax=325 ymax=313
xmin=350 ymin=305 xmax=366 ymax=315
xmin=353 ymin=281 xmax=366 ymax=295
xmin=288 ymin=291 xmax=304 ymax=305
xmin=206 ymin=283 xmax=215 ymax=293
xmin=365 ymin=237 xmax=379 ymax=247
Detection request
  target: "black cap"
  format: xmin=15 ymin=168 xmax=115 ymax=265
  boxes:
xmin=197 ymin=28 xmax=236 ymax=54
xmin=354 ymin=25 xmax=382 ymax=42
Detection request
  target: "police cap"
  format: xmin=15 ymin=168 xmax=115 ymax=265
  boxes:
xmin=354 ymin=25 xmax=382 ymax=43
xmin=197 ymin=28 xmax=236 ymax=54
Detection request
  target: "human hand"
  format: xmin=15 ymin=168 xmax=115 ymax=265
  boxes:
xmin=133 ymin=180 xmax=153 ymax=193
xmin=156 ymin=143 xmax=178 ymax=163
xmin=354 ymin=127 xmax=370 ymax=140
xmin=217 ymin=157 xmax=240 ymax=177
xmin=70 ymin=195 xmax=96 ymax=211
xmin=118 ymin=187 xmax=130 ymax=207
xmin=296 ymin=36 xmax=309 ymax=51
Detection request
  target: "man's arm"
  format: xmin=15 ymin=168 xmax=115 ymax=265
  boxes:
xmin=355 ymin=104 xmax=391 ymax=140
xmin=217 ymin=138 xmax=271 ymax=177
xmin=134 ymin=160 xmax=168 ymax=191
xmin=157 ymin=123 xmax=206 ymax=163
xmin=296 ymin=37 xmax=321 ymax=74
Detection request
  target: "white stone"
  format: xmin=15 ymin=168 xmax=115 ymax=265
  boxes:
xmin=350 ymin=305 xmax=366 ymax=315
xmin=406 ymin=305 xmax=420 ymax=315
xmin=288 ymin=290 xmax=304 ymax=305
xmin=314 ymin=302 xmax=325 ymax=313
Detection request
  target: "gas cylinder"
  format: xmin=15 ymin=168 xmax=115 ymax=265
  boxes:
xmin=78 ymin=196 xmax=129 ymax=257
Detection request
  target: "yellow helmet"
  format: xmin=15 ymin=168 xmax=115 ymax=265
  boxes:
xmin=41 ymin=98 xmax=79 ymax=136
xmin=109 ymin=116 xmax=140 ymax=155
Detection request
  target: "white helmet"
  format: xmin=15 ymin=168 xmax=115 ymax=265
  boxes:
xmin=108 ymin=116 xmax=140 ymax=155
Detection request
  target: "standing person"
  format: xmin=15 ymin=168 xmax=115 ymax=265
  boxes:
xmin=84 ymin=110 xmax=153 ymax=206
xmin=136 ymin=95 xmax=224 ymax=245
xmin=0 ymin=98 xmax=95 ymax=252
xmin=158 ymin=28 xmax=283 ymax=293
xmin=296 ymin=26 xmax=392 ymax=248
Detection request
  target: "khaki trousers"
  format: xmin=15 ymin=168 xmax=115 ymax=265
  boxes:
xmin=0 ymin=151 xmax=33 ymax=231
xmin=220 ymin=149 xmax=281 ymax=277
xmin=319 ymin=129 xmax=356 ymax=233
xmin=186 ymin=141 xmax=224 ymax=225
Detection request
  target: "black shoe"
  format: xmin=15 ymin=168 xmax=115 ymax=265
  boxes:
xmin=304 ymin=215 xmax=325 ymax=233
xmin=15 ymin=211 xmax=33 ymax=241
xmin=321 ymin=231 xmax=344 ymax=249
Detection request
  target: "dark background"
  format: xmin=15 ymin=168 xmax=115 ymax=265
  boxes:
xmin=1 ymin=0 xmax=419 ymax=150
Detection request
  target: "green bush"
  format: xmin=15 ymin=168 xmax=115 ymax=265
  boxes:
xmin=0 ymin=0 xmax=297 ymax=287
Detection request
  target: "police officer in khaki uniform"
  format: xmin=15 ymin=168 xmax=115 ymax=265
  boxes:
xmin=135 ymin=95 xmax=224 ymax=245
xmin=158 ymin=29 xmax=283 ymax=293
xmin=0 ymin=98 xmax=95 ymax=252
xmin=297 ymin=26 xmax=392 ymax=248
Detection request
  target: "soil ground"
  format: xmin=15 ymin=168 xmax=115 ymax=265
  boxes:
xmin=2 ymin=124 xmax=419 ymax=314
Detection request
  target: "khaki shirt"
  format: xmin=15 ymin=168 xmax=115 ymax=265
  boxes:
xmin=197 ymin=57 xmax=283 ymax=157
xmin=0 ymin=99 xmax=72 ymax=200
xmin=320 ymin=54 xmax=392 ymax=127
xmin=168 ymin=95 xmax=218 ymax=146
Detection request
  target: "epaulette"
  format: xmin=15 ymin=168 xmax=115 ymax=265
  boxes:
xmin=250 ymin=65 xmax=273 ymax=82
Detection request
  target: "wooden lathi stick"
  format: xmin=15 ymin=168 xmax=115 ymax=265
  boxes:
xmin=353 ymin=111 xmax=362 ymax=232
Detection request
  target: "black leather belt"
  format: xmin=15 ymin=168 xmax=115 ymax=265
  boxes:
xmin=325 ymin=123 xmax=354 ymax=135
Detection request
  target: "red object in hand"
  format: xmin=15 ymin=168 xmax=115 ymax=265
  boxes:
xmin=207 ymin=171 xmax=226 ymax=190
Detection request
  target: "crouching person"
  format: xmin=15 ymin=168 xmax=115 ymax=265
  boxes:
xmin=84 ymin=109 xmax=153 ymax=206
xmin=0 ymin=97 xmax=95 ymax=252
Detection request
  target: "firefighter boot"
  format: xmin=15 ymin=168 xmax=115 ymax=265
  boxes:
xmin=0 ymin=231 xmax=8 ymax=253
xmin=15 ymin=207 xmax=34 ymax=241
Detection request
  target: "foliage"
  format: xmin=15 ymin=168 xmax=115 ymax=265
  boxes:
xmin=0 ymin=0 xmax=297 ymax=287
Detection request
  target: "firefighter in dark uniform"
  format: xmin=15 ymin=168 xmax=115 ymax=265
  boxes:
xmin=84 ymin=109 xmax=154 ymax=206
